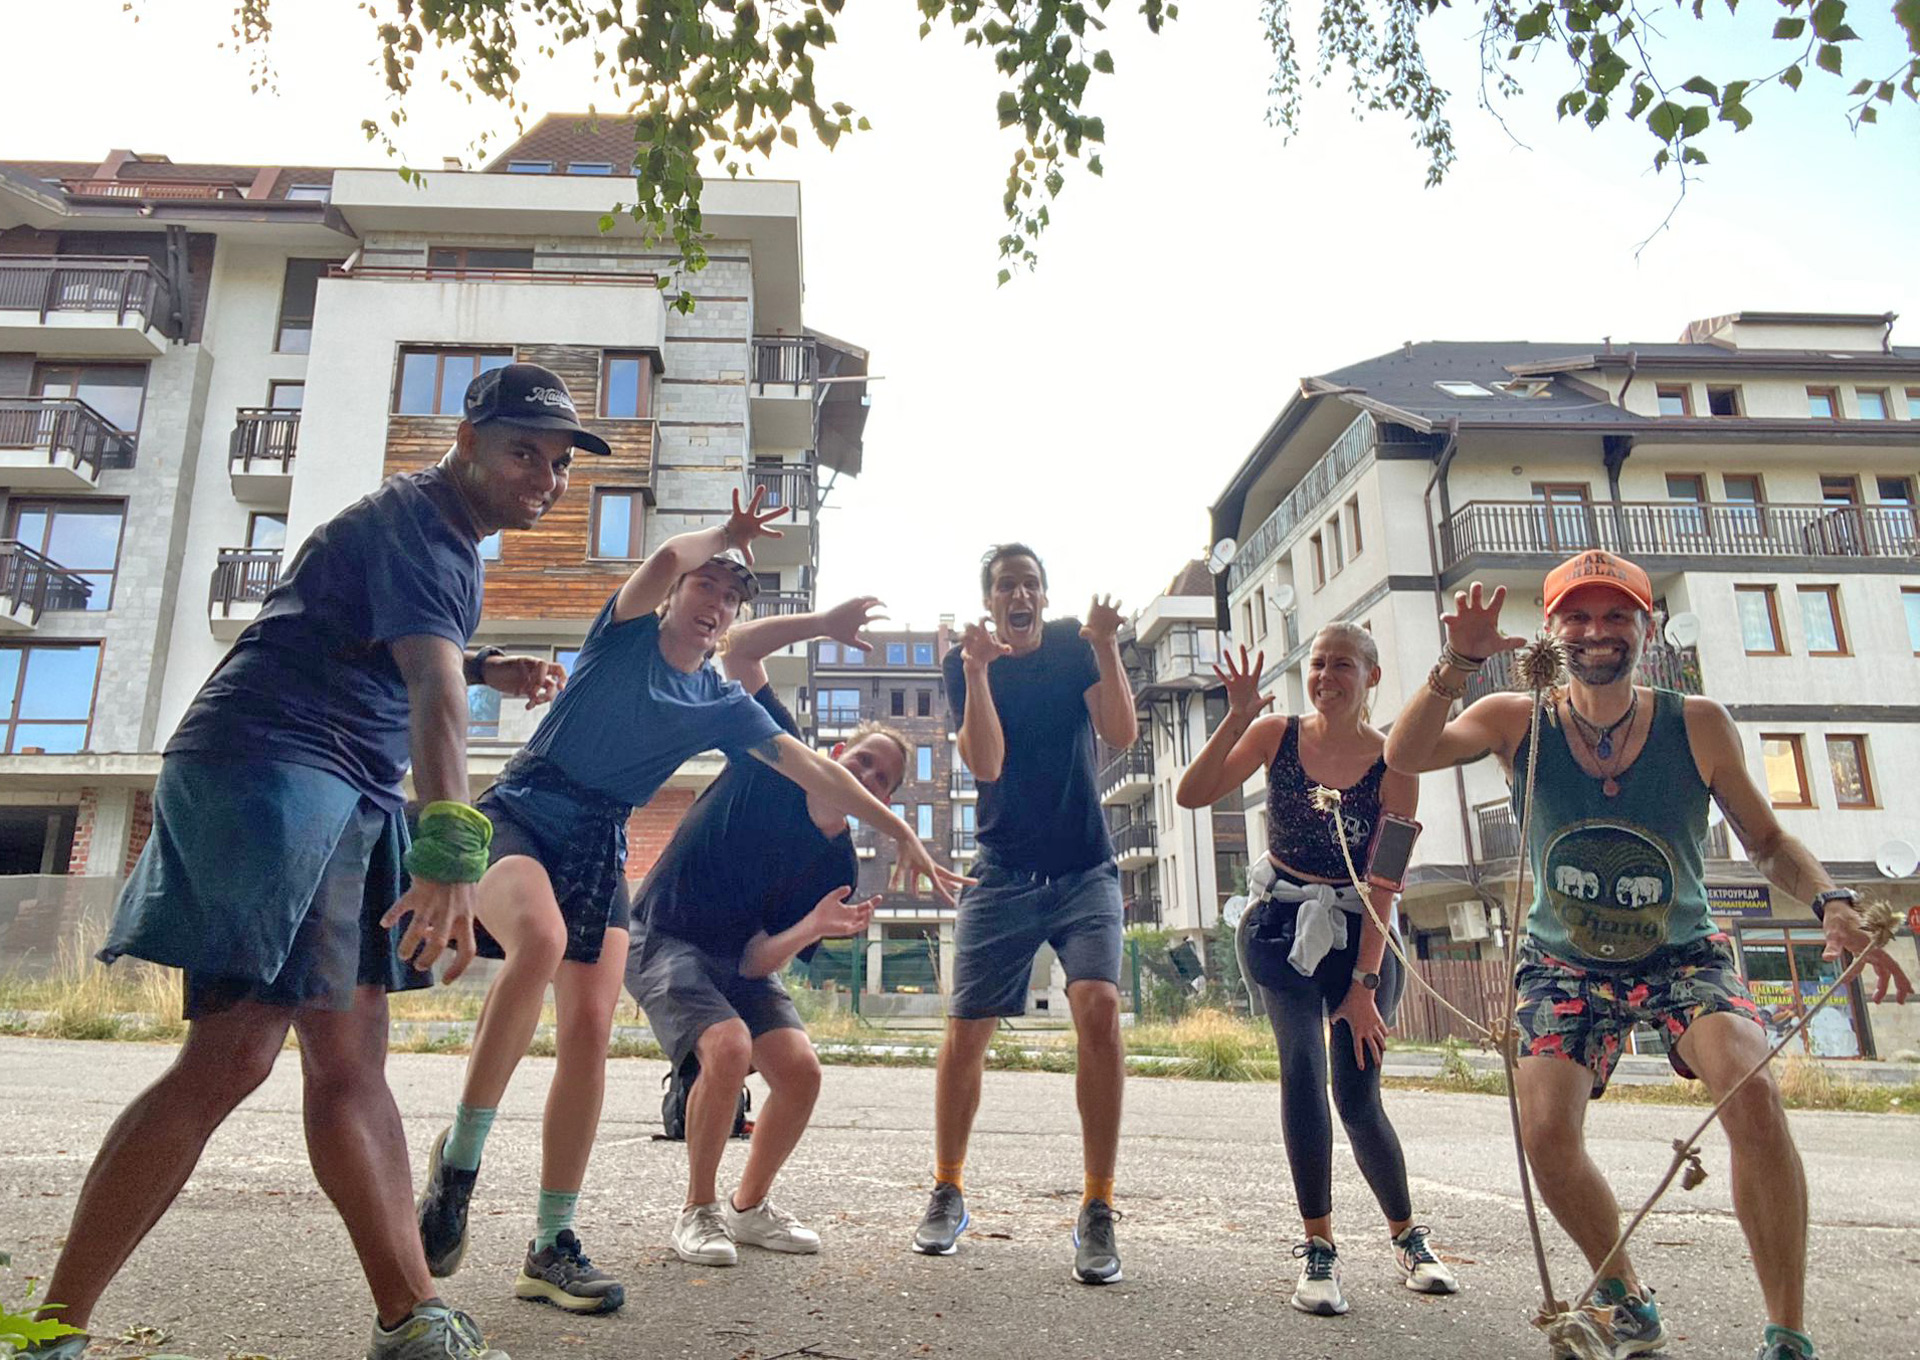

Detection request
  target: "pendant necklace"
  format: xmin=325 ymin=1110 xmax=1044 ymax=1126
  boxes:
xmin=1566 ymin=688 xmax=1638 ymax=797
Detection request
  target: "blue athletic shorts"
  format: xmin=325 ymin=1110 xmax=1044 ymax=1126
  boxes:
xmin=949 ymin=857 xmax=1124 ymax=1019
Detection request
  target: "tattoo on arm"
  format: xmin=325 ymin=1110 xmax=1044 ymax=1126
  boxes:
xmin=748 ymin=735 xmax=783 ymax=766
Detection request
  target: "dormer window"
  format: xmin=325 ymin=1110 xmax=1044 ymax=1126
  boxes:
xmin=1435 ymin=380 xmax=1494 ymax=398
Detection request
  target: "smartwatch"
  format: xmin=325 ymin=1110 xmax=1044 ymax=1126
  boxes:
xmin=463 ymin=645 xmax=505 ymax=686
xmin=1351 ymin=969 xmax=1380 ymax=991
xmin=1810 ymin=887 xmax=1859 ymax=920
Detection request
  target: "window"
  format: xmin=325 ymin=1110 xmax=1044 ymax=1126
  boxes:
xmin=1241 ymin=601 xmax=1255 ymax=641
xmin=32 ymin=363 xmax=146 ymax=435
xmin=1908 ymin=388 xmax=1920 ymax=418
xmin=267 ymin=380 xmax=304 ymax=410
xmin=1826 ymin=735 xmax=1875 ymax=808
xmin=1722 ymin=474 xmax=1765 ymax=538
xmin=275 ymin=259 xmax=330 ymax=353
xmin=1876 ymin=475 xmax=1915 ymax=507
xmin=1344 ymin=495 xmax=1363 ymax=557
xmin=246 ymin=513 xmax=287 ymax=551
xmin=890 ymin=802 xmax=907 ymax=822
xmin=0 ymin=643 xmax=100 ymax=753
xmin=1904 ymin=588 xmax=1920 ymax=653
xmin=283 ymin=184 xmax=332 ymax=202
xmin=1532 ymin=483 xmax=1594 ymax=550
xmin=506 ymin=160 xmax=553 ymax=173
xmin=601 ymin=352 xmax=655 ymax=419
xmin=1434 ymin=380 xmax=1494 ymax=397
xmin=1655 ymin=385 xmax=1692 ymax=416
xmin=916 ymin=804 xmax=934 ymax=839
xmin=916 ymin=746 xmax=933 ymax=782
xmin=817 ymin=642 xmax=839 ymax=664
xmin=1857 ymin=389 xmax=1889 ymax=420
xmin=914 ymin=642 xmax=934 ymax=666
xmin=1734 ymin=585 xmax=1784 ymax=655
xmin=820 ymin=688 xmax=861 ymax=724
xmin=5 ymin=501 xmax=124 ymax=611
xmin=395 ymin=348 xmax=513 ymax=415
xmin=1795 ymin=586 xmax=1846 ymax=655
xmin=1252 ymin=587 xmax=1268 ymax=639
xmin=1310 ymin=535 xmax=1326 ymax=590
xmin=478 ymin=530 xmax=502 ymax=562
xmin=1706 ymin=386 xmax=1743 ymax=417
xmin=427 ymin=246 xmax=534 ymax=276
xmin=917 ymin=689 xmax=932 ymax=717
xmin=887 ymin=642 xmax=907 ymax=665
xmin=590 ymin=489 xmax=646 ymax=559
xmin=1326 ymin=517 xmax=1344 ymax=575
xmin=554 ymin=646 xmax=581 ymax=676
xmin=467 ymin=684 xmax=502 ymax=740
xmin=1806 ymin=387 xmax=1839 ymax=419
xmin=1666 ymin=473 xmax=1707 ymax=537
xmin=567 ymin=162 xmax=614 ymax=175
xmin=1760 ymin=734 xmax=1812 ymax=808
xmin=1819 ymin=475 xmax=1859 ymax=506
xmin=890 ymin=689 xmax=905 ymax=717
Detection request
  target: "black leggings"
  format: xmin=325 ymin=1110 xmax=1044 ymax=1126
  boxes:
xmin=1259 ymin=955 xmax=1413 ymax=1225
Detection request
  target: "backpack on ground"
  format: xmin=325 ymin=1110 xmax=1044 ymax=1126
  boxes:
xmin=657 ymin=1052 xmax=752 ymax=1141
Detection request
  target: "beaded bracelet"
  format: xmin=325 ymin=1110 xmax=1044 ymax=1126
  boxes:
xmin=1427 ymin=663 xmax=1468 ymax=701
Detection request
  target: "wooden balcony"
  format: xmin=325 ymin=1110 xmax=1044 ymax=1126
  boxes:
xmin=752 ymin=589 xmax=814 ymax=619
xmin=749 ymin=337 xmax=818 ymax=449
xmin=0 ymin=397 xmax=137 ymax=489
xmin=229 ymin=409 xmax=300 ymax=506
xmin=0 ymin=540 xmax=92 ymax=631
xmin=209 ymin=547 xmax=282 ymax=639
xmin=0 ymin=257 xmax=181 ymax=353
xmin=752 ymin=335 xmax=819 ymax=386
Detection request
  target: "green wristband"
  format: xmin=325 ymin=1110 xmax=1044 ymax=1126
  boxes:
xmin=404 ymin=801 xmax=493 ymax=884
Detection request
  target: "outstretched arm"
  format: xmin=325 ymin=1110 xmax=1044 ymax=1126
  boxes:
xmin=722 ymin=595 xmax=886 ymax=694
xmin=1383 ymin=583 xmax=1532 ymax=774
xmin=1177 ymin=645 xmax=1281 ymax=808
xmin=612 ymin=486 xmax=787 ymax=623
xmin=739 ymin=886 xmax=879 ymax=978
xmin=953 ymin=619 xmax=1011 ymax=782
xmin=1081 ymin=595 xmax=1138 ymax=750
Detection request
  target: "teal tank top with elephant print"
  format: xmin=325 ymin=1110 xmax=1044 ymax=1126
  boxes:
xmin=1511 ymin=687 xmax=1714 ymax=969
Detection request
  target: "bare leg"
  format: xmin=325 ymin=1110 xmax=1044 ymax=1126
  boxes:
xmin=932 ymin=1016 xmax=999 ymax=1172
xmin=541 ymin=928 xmax=629 ymax=1195
xmin=734 ymin=1027 xmax=823 ymax=1208
xmin=1516 ymin=1055 xmax=1643 ymax=1294
xmin=1676 ymin=1011 xmax=1806 ymax=1331
xmin=1065 ymin=980 xmax=1124 ymax=1183
xmin=39 ymin=1002 xmax=290 ymax=1328
xmin=685 ymin=1020 xmax=753 ymax=1206
xmin=294 ymin=986 xmax=435 ymax=1325
xmin=458 ymin=857 xmax=566 ymax=1110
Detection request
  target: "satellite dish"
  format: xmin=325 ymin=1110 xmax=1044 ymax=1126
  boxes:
xmin=1207 ymin=537 xmax=1239 ymax=576
xmin=1221 ymin=894 xmax=1250 ymax=928
xmin=1270 ymin=584 xmax=1296 ymax=611
xmin=1875 ymin=839 xmax=1919 ymax=879
xmin=1664 ymin=612 xmax=1702 ymax=648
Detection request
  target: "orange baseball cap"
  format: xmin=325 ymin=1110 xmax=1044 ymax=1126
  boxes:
xmin=1542 ymin=550 xmax=1653 ymax=618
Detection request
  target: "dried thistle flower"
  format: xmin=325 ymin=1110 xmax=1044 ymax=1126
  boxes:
xmin=1861 ymin=898 xmax=1899 ymax=950
xmin=1535 ymin=1302 xmax=1615 ymax=1360
xmin=1675 ymin=1140 xmax=1709 ymax=1191
xmin=1514 ymin=633 xmax=1570 ymax=693
xmin=1309 ymin=785 xmax=1343 ymax=814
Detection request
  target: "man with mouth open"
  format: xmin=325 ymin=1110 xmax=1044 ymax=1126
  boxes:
xmin=1384 ymin=549 xmax=1911 ymax=1360
xmin=912 ymin=543 xmax=1139 ymax=1285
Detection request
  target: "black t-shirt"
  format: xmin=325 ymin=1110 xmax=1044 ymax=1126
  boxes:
xmin=631 ymin=686 xmax=857 ymax=961
xmin=943 ymin=617 xmax=1111 ymax=876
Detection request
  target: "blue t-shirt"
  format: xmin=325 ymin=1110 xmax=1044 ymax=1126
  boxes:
xmin=485 ymin=595 xmax=785 ymax=837
xmin=943 ymin=617 xmax=1111 ymax=876
xmin=168 ymin=466 xmax=483 ymax=810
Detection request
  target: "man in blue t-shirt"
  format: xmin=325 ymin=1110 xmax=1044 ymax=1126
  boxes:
xmin=34 ymin=362 xmax=601 ymax=1360
xmin=912 ymin=543 xmax=1139 ymax=1285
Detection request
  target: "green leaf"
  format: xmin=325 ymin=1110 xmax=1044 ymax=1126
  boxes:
xmin=1514 ymin=4 xmax=1553 ymax=40
xmin=1558 ymin=90 xmax=1590 ymax=116
xmin=1860 ymin=103 xmax=1878 ymax=121
xmin=1849 ymin=78 xmax=1873 ymax=94
xmin=1680 ymin=75 xmax=1719 ymax=100
xmin=1809 ymin=0 xmax=1844 ymax=37
xmin=1680 ymin=104 xmax=1711 ymax=135
xmin=995 ymin=90 xmax=1019 ymax=125
xmin=1681 ymin=144 xmax=1708 ymax=163
xmin=1087 ymin=153 xmax=1104 ymax=175
xmin=996 ymin=268 xmax=1012 ymax=286
xmin=1720 ymin=99 xmax=1755 ymax=129
xmin=1092 ymin=49 xmax=1114 ymax=73
xmin=1647 ymin=98 xmax=1686 ymax=138
xmin=1816 ymin=42 xmax=1843 ymax=73
xmin=1771 ymin=16 xmax=1804 ymax=36
xmin=1782 ymin=63 xmax=1803 ymax=89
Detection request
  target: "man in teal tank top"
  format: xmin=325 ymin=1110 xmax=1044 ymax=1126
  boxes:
xmin=1386 ymin=549 xmax=1910 ymax=1360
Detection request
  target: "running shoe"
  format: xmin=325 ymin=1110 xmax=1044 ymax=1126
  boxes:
xmin=1392 ymin=1224 xmax=1461 ymax=1294
xmin=366 ymin=1302 xmax=508 ymax=1360
xmin=1754 ymin=1328 xmax=1818 ymax=1360
xmin=725 ymin=1196 xmax=822 ymax=1254
xmin=18 ymin=1337 xmax=88 ymax=1360
xmin=417 ymin=1127 xmax=480 ymax=1279
xmin=911 ymin=1181 xmax=969 ymax=1256
xmin=1289 ymin=1236 xmax=1349 ymax=1316
xmin=672 ymin=1202 xmax=738 ymax=1266
xmin=1071 ymin=1198 xmax=1123 ymax=1285
xmin=513 ymin=1230 xmax=625 ymax=1315
xmin=1594 ymin=1279 xmax=1668 ymax=1359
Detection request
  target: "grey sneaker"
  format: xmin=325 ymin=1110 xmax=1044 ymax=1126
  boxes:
xmin=672 ymin=1201 xmax=738 ymax=1266
xmin=1071 ymin=1198 xmax=1123 ymax=1285
xmin=1392 ymin=1224 xmax=1460 ymax=1294
xmin=417 ymin=1127 xmax=480 ymax=1278
xmin=1595 ymin=1279 xmax=1668 ymax=1358
xmin=513 ymin=1229 xmax=625 ymax=1315
xmin=366 ymin=1302 xmax=507 ymax=1360
xmin=912 ymin=1181 xmax=969 ymax=1256
xmin=1289 ymin=1236 xmax=1348 ymax=1316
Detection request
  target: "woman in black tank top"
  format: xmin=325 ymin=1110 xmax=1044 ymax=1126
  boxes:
xmin=1178 ymin=625 xmax=1459 ymax=1314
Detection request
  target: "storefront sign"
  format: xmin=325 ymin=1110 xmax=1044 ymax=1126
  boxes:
xmin=1707 ymin=884 xmax=1772 ymax=918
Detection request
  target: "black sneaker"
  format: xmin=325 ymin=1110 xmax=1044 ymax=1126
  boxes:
xmin=1072 ymin=1198 xmax=1123 ymax=1285
xmin=417 ymin=1126 xmax=480 ymax=1278
xmin=513 ymin=1230 xmax=626 ymax=1315
xmin=911 ymin=1181 xmax=969 ymax=1256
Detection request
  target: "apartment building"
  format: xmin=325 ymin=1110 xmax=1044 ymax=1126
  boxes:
xmin=0 ymin=116 xmax=869 ymax=960
xmin=1098 ymin=561 xmax=1247 ymax=955
xmin=1206 ymin=310 xmax=1920 ymax=1059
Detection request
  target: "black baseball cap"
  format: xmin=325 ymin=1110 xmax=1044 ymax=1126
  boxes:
xmin=464 ymin=362 xmax=612 ymax=456
xmin=701 ymin=549 xmax=761 ymax=601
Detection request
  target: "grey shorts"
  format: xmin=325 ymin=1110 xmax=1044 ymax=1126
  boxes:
xmin=950 ymin=857 xmax=1124 ymax=1019
xmin=625 ymin=928 xmax=805 ymax=1073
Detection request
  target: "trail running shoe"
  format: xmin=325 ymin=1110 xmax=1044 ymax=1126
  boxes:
xmin=912 ymin=1181 xmax=969 ymax=1256
xmin=1392 ymin=1224 xmax=1461 ymax=1294
xmin=1754 ymin=1328 xmax=1818 ymax=1360
xmin=513 ymin=1229 xmax=625 ymax=1315
xmin=1594 ymin=1279 xmax=1668 ymax=1358
xmin=1072 ymin=1198 xmax=1123 ymax=1285
xmin=18 ymin=1337 xmax=89 ymax=1359
xmin=725 ymin=1196 xmax=822 ymax=1254
xmin=1290 ymin=1235 xmax=1349 ymax=1316
xmin=366 ymin=1302 xmax=508 ymax=1360
xmin=672 ymin=1202 xmax=738 ymax=1266
xmin=417 ymin=1126 xmax=480 ymax=1279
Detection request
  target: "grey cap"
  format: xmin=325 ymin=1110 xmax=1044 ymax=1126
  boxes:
xmin=702 ymin=549 xmax=760 ymax=601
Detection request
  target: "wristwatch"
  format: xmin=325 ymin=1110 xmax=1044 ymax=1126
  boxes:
xmin=463 ymin=645 xmax=504 ymax=686
xmin=1810 ymin=887 xmax=1859 ymax=920
xmin=1351 ymin=968 xmax=1380 ymax=991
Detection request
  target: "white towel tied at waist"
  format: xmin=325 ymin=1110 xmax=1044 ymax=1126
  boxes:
xmin=1246 ymin=857 xmax=1368 ymax=977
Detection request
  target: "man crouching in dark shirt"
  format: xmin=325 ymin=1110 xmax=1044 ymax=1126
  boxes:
xmin=626 ymin=595 xmax=906 ymax=1267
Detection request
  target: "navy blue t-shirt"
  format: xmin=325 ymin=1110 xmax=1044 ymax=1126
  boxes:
xmin=633 ymin=686 xmax=856 ymax=962
xmin=943 ymin=617 xmax=1111 ymax=875
xmin=484 ymin=594 xmax=785 ymax=839
xmin=167 ymin=466 xmax=483 ymax=810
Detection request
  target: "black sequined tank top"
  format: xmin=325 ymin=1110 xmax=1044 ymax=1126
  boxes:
xmin=1265 ymin=717 xmax=1388 ymax=883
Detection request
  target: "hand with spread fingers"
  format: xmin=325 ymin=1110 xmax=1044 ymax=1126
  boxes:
xmin=720 ymin=485 xmax=789 ymax=564
xmin=808 ymin=885 xmax=880 ymax=940
xmin=483 ymin=653 xmax=568 ymax=709
xmin=1080 ymin=594 xmax=1125 ymax=646
xmin=1213 ymin=644 xmax=1274 ymax=723
xmin=1440 ymin=582 xmax=1527 ymax=662
xmin=888 ymin=834 xmax=974 ymax=907
xmin=380 ymin=879 xmax=480 ymax=983
xmin=821 ymin=595 xmax=887 ymax=655
xmin=1331 ymin=986 xmax=1389 ymax=1070
xmin=1823 ymin=900 xmax=1915 ymax=1004
xmin=959 ymin=616 xmax=1012 ymax=671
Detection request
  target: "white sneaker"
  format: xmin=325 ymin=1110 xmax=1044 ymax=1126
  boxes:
xmin=1393 ymin=1224 xmax=1461 ymax=1294
xmin=1290 ymin=1235 xmax=1349 ymax=1316
xmin=724 ymin=1195 xmax=822 ymax=1254
xmin=672 ymin=1202 xmax=738 ymax=1266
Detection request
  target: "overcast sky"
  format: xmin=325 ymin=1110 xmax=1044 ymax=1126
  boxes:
xmin=5 ymin=0 xmax=1914 ymax=629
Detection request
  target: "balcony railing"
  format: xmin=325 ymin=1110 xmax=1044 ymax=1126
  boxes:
xmin=753 ymin=590 xmax=813 ymax=619
xmin=951 ymin=828 xmax=978 ymax=857
xmin=0 ymin=397 xmax=138 ymax=477
xmin=209 ymin=548 xmax=283 ymax=613
xmin=0 ymin=540 xmax=92 ymax=622
xmin=816 ymin=703 xmax=871 ymax=729
xmin=229 ymin=409 xmax=300 ymax=471
xmin=1098 ymin=741 xmax=1153 ymax=793
xmin=751 ymin=465 xmax=815 ymax=514
xmin=1462 ymin=641 xmax=1702 ymax=706
xmin=1443 ymin=499 xmax=1920 ymax=570
xmin=950 ymin=767 xmax=977 ymax=796
xmin=0 ymin=257 xmax=180 ymax=338
xmin=331 ymin=262 xmax=659 ymax=287
xmin=1229 ymin=412 xmax=1375 ymax=591
xmin=1111 ymin=820 xmax=1157 ymax=859
xmin=1124 ymin=890 xmax=1163 ymax=929
xmin=752 ymin=335 xmax=818 ymax=386
xmin=1474 ymin=797 xmax=1730 ymax=863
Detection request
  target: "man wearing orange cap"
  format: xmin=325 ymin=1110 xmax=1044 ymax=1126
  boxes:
xmin=1386 ymin=549 xmax=1910 ymax=1360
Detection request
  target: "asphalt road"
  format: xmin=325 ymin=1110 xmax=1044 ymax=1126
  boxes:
xmin=3 ymin=1038 xmax=1915 ymax=1360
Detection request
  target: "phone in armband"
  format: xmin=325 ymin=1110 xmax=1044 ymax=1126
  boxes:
xmin=1365 ymin=813 xmax=1422 ymax=892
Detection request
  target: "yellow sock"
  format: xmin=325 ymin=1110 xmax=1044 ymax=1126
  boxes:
xmin=1084 ymin=1175 xmax=1115 ymax=1207
xmin=935 ymin=1161 xmax=964 ymax=1193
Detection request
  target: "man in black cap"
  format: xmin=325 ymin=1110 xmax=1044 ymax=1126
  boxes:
xmin=31 ymin=362 xmax=600 ymax=1360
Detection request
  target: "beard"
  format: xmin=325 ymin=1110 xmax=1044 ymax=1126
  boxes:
xmin=1566 ymin=643 xmax=1635 ymax=686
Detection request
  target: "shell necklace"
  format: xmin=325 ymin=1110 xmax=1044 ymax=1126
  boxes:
xmin=1565 ymin=688 xmax=1639 ymax=797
